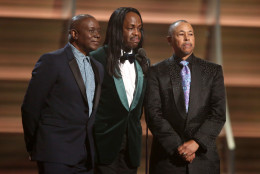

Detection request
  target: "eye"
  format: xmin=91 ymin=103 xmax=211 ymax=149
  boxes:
xmin=89 ymin=29 xmax=95 ymax=33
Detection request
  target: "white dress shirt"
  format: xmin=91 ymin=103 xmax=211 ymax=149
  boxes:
xmin=119 ymin=50 xmax=136 ymax=107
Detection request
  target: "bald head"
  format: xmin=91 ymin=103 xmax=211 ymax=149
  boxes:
xmin=69 ymin=14 xmax=95 ymax=41
xmin=68 ymin=14 xmax=101 ymax=56
xmin=168 ymin=20 xmax=189 ymax=37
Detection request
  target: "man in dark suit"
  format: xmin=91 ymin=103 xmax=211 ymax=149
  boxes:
xmin=144 ymin=20 xmax=226 ymax=174
xmin=90 ymin=7 xmax=149 ymax=174
xmin=21 ymin=14 xmax=104 ymax=174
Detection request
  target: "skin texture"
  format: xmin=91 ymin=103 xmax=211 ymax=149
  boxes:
xmin=167 ymin=22 xmax=195 ymax=60
xmin=70 ymin=17 xmax=101 ymax=56
xmin=168 ymin=21 xmax=199 ymax=163
xmin=178 ymin=140 xmax=199 ymax=163
xmin=122 ymin=12 xmax=142 ymax=51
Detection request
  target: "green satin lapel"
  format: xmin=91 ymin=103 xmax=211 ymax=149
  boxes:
xmin=130 ymin=60 xmax=144 ymax=111
xmin=113 ymin=74 xmax=129 ymax=111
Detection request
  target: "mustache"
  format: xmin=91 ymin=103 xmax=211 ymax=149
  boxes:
xmin=130 ymin=36 xmax=140 ymax=40
xmin=91 ymin=39 xmax=100 ymax=43
xmin=182 ymin=42 xmax=192 ymax=46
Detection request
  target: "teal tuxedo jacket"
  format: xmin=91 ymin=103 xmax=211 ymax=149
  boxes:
xmin=90 ymin=46 xmax=147 ymax=167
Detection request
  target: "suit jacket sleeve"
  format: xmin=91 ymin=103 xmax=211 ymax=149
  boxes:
xmin=21 ymin=53 xmax=58 ymax=154
xmin=193 ymin=65 xmax=226 ymax=151
xmin=145 ymin=66 xmax=182 ymax=155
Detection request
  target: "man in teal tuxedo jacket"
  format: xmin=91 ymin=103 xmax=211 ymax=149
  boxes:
xmin=90 ymin=7 xmax=149 ymax=174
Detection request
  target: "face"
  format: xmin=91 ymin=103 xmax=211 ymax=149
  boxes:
xmin=72 ymin=17 xmax=101 ymax=55
xmin=167 ymin=22 xmax=195 ymax=58
xmin=122 ymin=12 xmax=142 ymax=50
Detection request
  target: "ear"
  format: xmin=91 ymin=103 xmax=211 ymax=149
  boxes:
xmin=71 ymin=29 xmax=78 ymax=40
xmin=167 ymin=36 xmax=172 ymax=46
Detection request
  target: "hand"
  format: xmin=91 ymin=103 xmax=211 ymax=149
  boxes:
xmin=178 ymin=140 xmax=199 ymax=159
xmin=183 ymin=153 xmax=196 ymax=163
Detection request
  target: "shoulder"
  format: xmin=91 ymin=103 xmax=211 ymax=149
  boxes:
xmin=90 ymin=57 xmax=104 ymax=72
xmin=90 ymin=46 xmax=107 ymax=65
xmin=193 ymin=56 xmax=222 ymax=69
xmin=151 ymin=57 xmax=172 ymax=71
xmin=147 ymin=57 xmax=172 ymax=77
xmin=193 ymin=56 xmax=223 ymax=74
xmin=90 ymin=57 xmax=104 ymax=82
xmin=38 ymin=45 xmax=68 ymax=63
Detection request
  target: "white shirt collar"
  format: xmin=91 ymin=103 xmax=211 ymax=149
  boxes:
xmin=120 ymin=49 xmax=133 ymax=56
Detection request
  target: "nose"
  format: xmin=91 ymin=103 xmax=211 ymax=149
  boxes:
xmin=94 ymin=30 xmax=101 ymax=38
xmin=184 ymin=33 xmax=190 ymax=41
xmin=133 ymin=28 xmax=139 ymax=36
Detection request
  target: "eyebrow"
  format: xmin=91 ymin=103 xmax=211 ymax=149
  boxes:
xmin=129 ymin=23 xmax=142 ymax=26
xmin=89 ymin=26 xmax=100 ymax=29
xmin=179 ymin=30 xmax=193 ymax=32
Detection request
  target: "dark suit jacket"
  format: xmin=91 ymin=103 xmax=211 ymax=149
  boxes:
xmin=21 ymin=44 xmax=104 ymax=168
xmin=90 ymin=46 xmax=147 ymax=167
xmin=145 ymin=54 xmax=226 ymax=174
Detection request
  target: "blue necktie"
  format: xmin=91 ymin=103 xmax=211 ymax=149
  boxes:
xmin=83 ymin=57 xmax=95 ymax=116
xmin=180 ymin=61 xmax=191 ymax=113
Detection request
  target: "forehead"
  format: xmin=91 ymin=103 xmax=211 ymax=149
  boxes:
xmin=124 ymin=12 xmax=141 ymax=25
xmin=78 ymin=17 xmax=99 ymax=28
xmin=174 ymin=22 xmax=193 ymax=33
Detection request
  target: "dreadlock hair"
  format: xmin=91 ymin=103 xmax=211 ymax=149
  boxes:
xmin=104 ymin=7 xmax=144 ymax=78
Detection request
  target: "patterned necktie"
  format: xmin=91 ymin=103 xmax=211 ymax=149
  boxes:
xmin=180 ymin=60 xmax=191 ymax=113
xmin=83 ymin=57 xmax=95 ymax=116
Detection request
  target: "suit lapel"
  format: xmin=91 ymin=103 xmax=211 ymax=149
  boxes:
xmin=66 ymin=45 xmax=88 ymax=104
xmin=113 ymin=73 xmax=129 ymax=111
xmin=168 ymin=56 xmax=187 ymax=119
xmin=187 ymin=57 xmax=202 ymax=119
xmin=130 ymin=60 xmax=143 ymax=111
xmin=90 ymin=57 xmax=101 ymax=116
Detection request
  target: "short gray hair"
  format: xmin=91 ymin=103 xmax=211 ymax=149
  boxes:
xmin=168 ymin=20 xmax=188 ymax=36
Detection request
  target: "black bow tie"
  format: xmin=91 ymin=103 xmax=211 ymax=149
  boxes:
xmin=120 ymin=53 xmax=135 ymax=64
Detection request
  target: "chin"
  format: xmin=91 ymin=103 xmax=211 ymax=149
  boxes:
xmin=131 ymin=43 xmax=140 ymax=49
xmin=91 ymin=46 xmax=99 ymax=51
xmin=183 ymin=51 xmax=192 ymax=55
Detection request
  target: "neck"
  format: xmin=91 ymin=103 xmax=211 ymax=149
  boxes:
xmin=182 ymin=55 xmax=190 ymax=60
xmin=122 ymin=45 xmax=133 ymax=53
xmin=70 ymin=42 xmax=89 ymax=56
xmin=176 ymin=52 xmax=192 ymax=61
